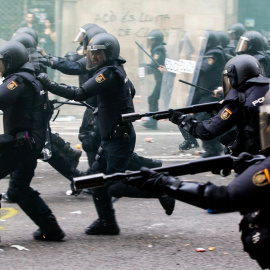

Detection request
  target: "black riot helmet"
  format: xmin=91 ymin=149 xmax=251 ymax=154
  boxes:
xmin=0 ymin=41 xmax=29 ymax=76
xmin=11 ymin=33 xmax=37 ymax=49
xmin=260 ymin=90 xmax=270 ymax=155
xmin=216 ymin=30 xmax=230 ymax=48
xmin=228 ymin=23 xmax=246 ymax=41
xmin=147 ymin=30 xmax=166 ymax=48
xmin=72 ymin=23 xmax=98 ymax=43
xmin=222 ymin=54 xmax=261 ymax=97
xmin=204 ymin=30 xmax=220 ymax=50
xmin=14 ymin=27 xmax=39 ymax=44
xmin=86 ymin=33 xmax=120 ymax=70
xmin=235 ymin=31 xmax=265 ymax=54
xmin=82 ymin=26 xmax=107 ymax=51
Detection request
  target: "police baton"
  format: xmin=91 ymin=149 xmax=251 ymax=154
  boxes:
xmin=179 ymin=79 xmax=213 ymax=94
xmin=52 ymin=100 xmax=96 ymax=111
xmin=135 ymin=41 xmax=160 ymax=68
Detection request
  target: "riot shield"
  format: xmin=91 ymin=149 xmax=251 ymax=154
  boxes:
xmin=160 ymin=30 xmax=208 ymax=109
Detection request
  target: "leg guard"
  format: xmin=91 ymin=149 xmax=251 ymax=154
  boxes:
xmin=50 ymin=133 xmax=82 ymax=169
xmin=85 ymin=185 xmax=120 ymax=235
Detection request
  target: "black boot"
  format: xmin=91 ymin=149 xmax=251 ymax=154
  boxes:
xmin=33 ymin=213 xmax=65 ymax=241
xmin=85 ymin=218 xmax=120 ymax=235
xmin=61 ymin=142 xmax=82 ymax=169
xmin=86 ymin=186 xmax=120 ymax=235
xmin=178 ymin=128 xmax=199 ymax=151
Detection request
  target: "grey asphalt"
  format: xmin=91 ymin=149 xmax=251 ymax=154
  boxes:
xmin=0 ymin=105 xmax=261 ymax=270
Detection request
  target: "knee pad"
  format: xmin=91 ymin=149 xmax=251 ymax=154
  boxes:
xmin=7 ymin=185 xmax=40 ymax=203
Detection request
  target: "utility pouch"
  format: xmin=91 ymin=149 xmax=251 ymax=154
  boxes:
xmin=0 ymin=134 xmax=16 ymax=150
xmin=15 ymin=131 xmax=36 ymax=152
xmin=110 ymin=124 xmax=131 ymax=140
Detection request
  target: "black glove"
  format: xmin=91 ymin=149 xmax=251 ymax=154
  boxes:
xmin=234 ymin=152 xmax=255 ymax=174
xmin=128 ymin=167 xmax=181 ymax=193
xmin=168 ymin=109 xmax=184 ymax=125
xmin=39 ymin=55 xmax=52 ymax=67
xmin=37 ymin=73 xmax=51 ymax=88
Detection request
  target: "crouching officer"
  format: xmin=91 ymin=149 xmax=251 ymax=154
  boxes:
xmin=164 ymin=54 xmax=269 ymax=157
xmin=128 ymin=90 xmax=270 ymax=269
xmin=0 ymin=41 xmax=65 ymax=241
xmin=37 ymin=33 xmax=137 ymax=235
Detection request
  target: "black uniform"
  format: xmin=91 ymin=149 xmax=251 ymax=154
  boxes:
xmin=51 ymin=56 xmax=163 ymax=171
xmin=38 ymin=59 xmax=136 ymax=234
xmin=147 ymin=43 xmax=166 ymax=112
xmin=0 ymin=63 xmax=65 ymax=240
xmin=175 ymin=79 xmax=269 ymax=156
xmin=181 ymin=44 xmax=227 ymax=157
xmin=129 ymin=155 xmax=270 ymax=269
xmin=142 ymin=38 xmax=166 ymax=130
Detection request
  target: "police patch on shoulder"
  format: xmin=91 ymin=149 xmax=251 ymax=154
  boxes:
xmin=252 ymin=169 xmax=270 ymax=186
xmin=154 ymin=54 xmax=160 ymax=60
xmin=220 ymin=108 xmax=232 ymax=120
xmin=208 ymin=58 xmax=214 ymax=65
xmin=95 ymin=73 xmax=106 ymax=83
xmin=7 ymin=80 xmax=18 ymax=90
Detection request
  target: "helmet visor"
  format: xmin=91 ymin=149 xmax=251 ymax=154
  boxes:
xmin=147 ymin=36 xmax=155 ymax=49
xmin=260 ymin=104 xmax=270 ymax=152
xmin=222 ymin=70 xmax=231 ymax=97
xmin=72 ymin=28 xmax=86 ymax=43
xmin=235 ymin=36 xmax=249 ymax=53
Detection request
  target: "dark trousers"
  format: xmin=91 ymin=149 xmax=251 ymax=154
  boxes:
xmin=0 ymin=146 xmax=52 ymax=228
xmin=148 ymin=83 xmax=161 ymax=112
xmin=91 ymin=128 xmax=136 ymax=222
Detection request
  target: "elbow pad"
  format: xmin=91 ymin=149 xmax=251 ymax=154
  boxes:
xmin=47 ymin=81 xmax=76 ymax=100
xmin=167 ymin=181 xmax=214 ymax=210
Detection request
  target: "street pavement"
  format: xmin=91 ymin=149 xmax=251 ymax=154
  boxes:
xmin=0 ymin=105 xmax=261 ymax=270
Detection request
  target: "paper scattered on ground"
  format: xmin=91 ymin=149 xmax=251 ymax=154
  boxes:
xmin=70 ymin=211 xmax=82 ymax=214
xmin=11 ymin=245 xmax=29 ymax=251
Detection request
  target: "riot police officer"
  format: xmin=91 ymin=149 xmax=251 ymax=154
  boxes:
xmin=165 ymin=54 xmax=269 ymax=157
xmin=235 ymin=30 xmax=270 ymax=78
xmin=38 ymin=33 xmax=137 ymax=235
xmin=4 ymin=32 xmax=84 ymax=198
xmin=179 ymin=30 xmax=227 ymax=157
xmin=128 ymin=90 xmax=270 ymax=269
xmin=142 ymin=29 xmax=166 ymax=130
xmin=41 ymin=25 xmax=105 ymax=167
xmin=41 ymin=26 xmax=164 ymax=174
xmin=0 ymin=41 xmax=65 ymax=241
